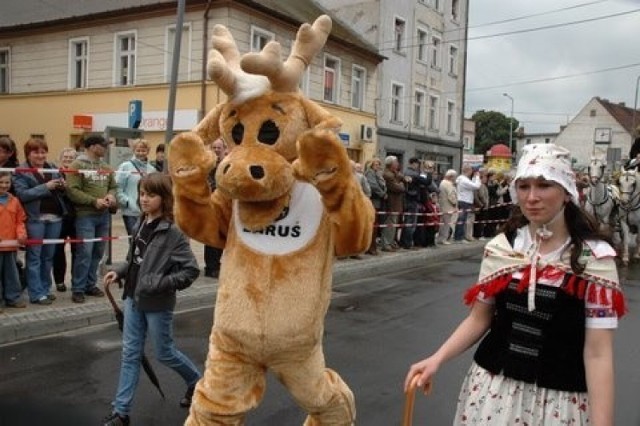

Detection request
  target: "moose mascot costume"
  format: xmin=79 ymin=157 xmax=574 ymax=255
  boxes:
xmin=168 ymin=15 xmax=374 ymax=425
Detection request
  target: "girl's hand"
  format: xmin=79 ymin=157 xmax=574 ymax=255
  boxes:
xmin=404 ymin=356 xmax=440 ymax=393
xmin=103 ymin=271 xmax=118 ymax=285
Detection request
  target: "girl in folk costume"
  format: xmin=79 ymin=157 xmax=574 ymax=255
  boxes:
xmin=405 ymin=143 xmax=625 ymax=425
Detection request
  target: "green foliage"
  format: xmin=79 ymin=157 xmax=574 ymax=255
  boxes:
xmin=470 ymin=110 xmax=520 ymax=155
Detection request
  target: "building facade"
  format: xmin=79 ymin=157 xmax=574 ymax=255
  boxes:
xmin=554 ymin=97 xmax=638 ymax=170
xmin=0 ymin=0 xmax=382 ymax=166
xmin=319 ymin=0 xmax=469 ymax=174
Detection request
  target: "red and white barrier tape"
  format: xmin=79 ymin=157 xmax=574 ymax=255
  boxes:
xmin=375 ymin=201 xmax=514 ymax=217
xmin=0 ymin=167 xmax=145 ymax=176
xmin=375 ymin=218 xmax=509 ymax=229
xmin=0 ymin=235 xmax=130 ymax=248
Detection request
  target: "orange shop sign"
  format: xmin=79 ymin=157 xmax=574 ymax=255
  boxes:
xmin=73 ymin=114 xmax=93 ymax=130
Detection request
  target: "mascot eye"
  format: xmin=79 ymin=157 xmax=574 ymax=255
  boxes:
xmin=231 ymin=123 xmax=244 ymax=144
xmin=257 ymin=120 xmax=280 ymax=146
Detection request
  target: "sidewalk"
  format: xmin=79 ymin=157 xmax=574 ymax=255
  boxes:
xmin=0 ymin=215 xmax=484 ymax=345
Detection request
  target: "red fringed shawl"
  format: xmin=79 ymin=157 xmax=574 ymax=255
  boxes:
xmin=464 ymin=235 xmax=626 ymax=318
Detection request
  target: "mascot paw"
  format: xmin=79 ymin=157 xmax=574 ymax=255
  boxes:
xmin=293 ymin=129 xmax=349 ymax=184
xmin=168 ymin=132 xmax=216 ymax=182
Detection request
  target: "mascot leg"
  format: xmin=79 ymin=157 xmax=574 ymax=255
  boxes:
xmin=186 ymin=345 xmax=266 ymax=425
xmin=273 ymin=346 xmax=355 ymax=426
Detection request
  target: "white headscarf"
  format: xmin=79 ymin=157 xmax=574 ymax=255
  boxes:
xmin=509 ymin=143 xmax=578 ymax=205
xmin=509 ymin=143 xmax=578 ymax=311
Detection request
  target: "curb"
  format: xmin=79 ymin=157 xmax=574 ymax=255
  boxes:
xmin=0 ymin=243 xmax=483 ymax=345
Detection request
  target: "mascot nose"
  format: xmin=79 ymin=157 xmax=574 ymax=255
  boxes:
xmin=250 ymin=165 xmax=265 ymax=179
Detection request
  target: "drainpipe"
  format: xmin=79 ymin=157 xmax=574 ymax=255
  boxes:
xmin=458 ymin=0 xmax=470 ymax=170
xmin=200 ymin=0 xmax=214 ymax=121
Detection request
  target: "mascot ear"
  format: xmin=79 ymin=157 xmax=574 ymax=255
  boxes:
xmin=194 ymin=103 xmax=224 ymax=144
xmin=302 ymin=98 xmax=343 ymax=131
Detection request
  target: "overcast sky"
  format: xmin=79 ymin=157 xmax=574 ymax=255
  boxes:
xmin=465 ymin=0 xmax=640 ymax=134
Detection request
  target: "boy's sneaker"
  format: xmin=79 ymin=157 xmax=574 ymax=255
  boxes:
xmin=85 ymin=287 xmax=105 ymax=297
xmin=103 ymin=411 xmax=130 ymax=426
xmin=179 ymin=384 xmax=196 ymax=408
xmin=71 ymin=292 xmax=86 ymax=304
xmin=31 ymin=296 xmax=52 ymax=306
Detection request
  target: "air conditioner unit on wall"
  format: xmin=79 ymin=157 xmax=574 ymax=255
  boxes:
xmin=360 ymin=124 xmax=375 ymax=142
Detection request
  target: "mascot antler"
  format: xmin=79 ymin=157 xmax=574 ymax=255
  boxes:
xmin=207 ymin=25 xmax=270 ymax=102
xmin=207 ymin=15 xmax=332 ymax=100
xmin=242 ymin=15 xmax=332 ymax=93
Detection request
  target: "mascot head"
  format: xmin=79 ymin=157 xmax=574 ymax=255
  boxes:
xmin=195 ymin=15 xmax=342 ymax=230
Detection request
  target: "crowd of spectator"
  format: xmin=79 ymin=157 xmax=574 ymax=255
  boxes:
xmin=358 ymin=157 xmax=518 ymax=256
xmin=0 ymin=135 xmax=166 ymax=311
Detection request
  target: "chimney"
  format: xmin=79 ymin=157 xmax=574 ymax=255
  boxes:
xmin=619 ymin=102 xmax=626 ymax=107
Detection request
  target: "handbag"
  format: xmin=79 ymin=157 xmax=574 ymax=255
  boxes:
xmin=402 ymin=374 xmax=432 ymax=426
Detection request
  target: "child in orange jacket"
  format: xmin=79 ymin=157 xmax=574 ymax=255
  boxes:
xmin=0 ymin=171 xmax=28 ymax=311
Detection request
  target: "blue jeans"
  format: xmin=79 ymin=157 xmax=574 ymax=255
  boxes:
xmin=72 ymin=212 xmax=110 ymax=294
xmin=122 ymin=215 xmax=138 ymax=236
xmin=25 ymin=219 xmax=62 ymax=302
xmin=0 ymin=251 xmax=22 ymax=304
xmin=454 ymin=201 xmax=473 ymax=241
xmin=400 ymin=203 xmax=419 ymax=248
xmin=113 ymin=298 xmax=201 ymax=415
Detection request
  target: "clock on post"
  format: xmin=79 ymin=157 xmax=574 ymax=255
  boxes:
xmin=594 ymin=127 xmax=611 ymax=144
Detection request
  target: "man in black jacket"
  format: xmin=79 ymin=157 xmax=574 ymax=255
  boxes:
xmin=400 ymin=158 xmax=432 ymax=249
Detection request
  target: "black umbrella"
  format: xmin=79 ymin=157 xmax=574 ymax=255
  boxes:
xmin=105 ymin=279 xmax=166 ymax=399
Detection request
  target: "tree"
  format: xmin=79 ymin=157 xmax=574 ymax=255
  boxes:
xmin=471 ymin=110 xmax=520 ymax=155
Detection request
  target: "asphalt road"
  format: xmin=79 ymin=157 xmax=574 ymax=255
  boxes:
xmin=1 ymin=255 xmax=639 ymax=425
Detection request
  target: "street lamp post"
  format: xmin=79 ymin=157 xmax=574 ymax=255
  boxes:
xmin=632 ymin=75 xmax=640 ymax=146
xmin=503 ymin=93 xmax=514 ymax=156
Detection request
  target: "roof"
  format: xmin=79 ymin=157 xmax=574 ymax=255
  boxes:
xmin=597 ymin=97 xmax=640 ymax=134
xmin=0 ymin=0 xmax=383 ymax=61
xmin=0 ymin=0 xmax=168 ymax=28
xmin=487 ymin=144 xmax=511 ymax=157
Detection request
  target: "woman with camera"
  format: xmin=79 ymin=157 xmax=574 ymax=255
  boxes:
xmin=13 ymin=137 xmax=71 ymax=305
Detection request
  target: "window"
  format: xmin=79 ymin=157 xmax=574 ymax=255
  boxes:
xmin=463 ymin=136 xmax=470 ymax=150
xmin=391 ymin=83 xmax=404 ymax=123
xmin=394 ymin=18 xmax=406 ymax=53
xmin=115 ymin=31 xmax=136 ymax=86
xmin=166 ymin=24 xmax=192 ymax=82
xmin=323 ymin=55 xmax=340 ymax=103
xmin=0 ymin=48 xmax=9 ymax=94
xmin=433 ymin=0 xmax=442 ymax=12
xmin=526 ymin=138 xmax=532 ymax=145
xmin=428 ymin=96 xmax=439 ymax=130
xmin=452 ymin=0 xmax=460 ymax=21
xmin=417 ymin=28 xmax=428 ymax=62
xmin=250 ymin=26 xmax=274 ymax=52
xmin=351 ymin=65 xmax=366 ymax=110
xmin=414 ymin=90 xmax=425 ymax=127
xmin=68 ymin=38 xmax=89 ymax=89
xmin=431 ymin=35 xmax=441 ymax=69
xmin=447 ymin=101 xmax=455 ymax=134
xmin=545 ymin=138 xmax=551 ymax=144
xmin=448 ymin=45 xmax=458 ymax=76
xmin=590 ymin=109 xmax=596 ymax=117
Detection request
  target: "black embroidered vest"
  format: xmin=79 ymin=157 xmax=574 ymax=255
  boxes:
xmin=474 ymin=277 xmax=587 ymax=392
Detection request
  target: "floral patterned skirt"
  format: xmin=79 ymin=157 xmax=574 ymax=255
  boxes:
xmin=453 ymin=362 xmax=590 ymax=425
